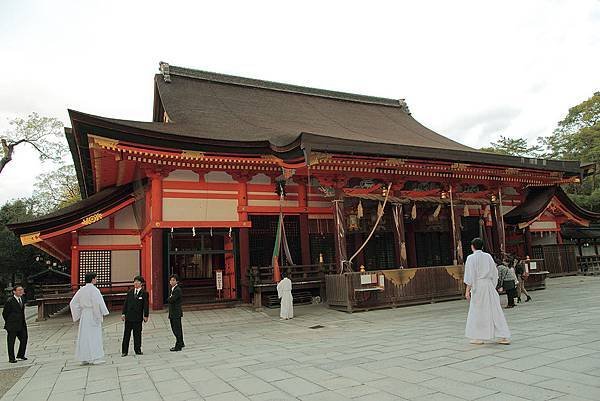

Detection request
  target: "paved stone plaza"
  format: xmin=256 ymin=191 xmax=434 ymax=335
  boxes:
xmin=1 ymin=275 xmax=599 ymax=401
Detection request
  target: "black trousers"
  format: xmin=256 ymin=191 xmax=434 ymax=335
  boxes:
xmin=506 ymin=287 xmax=517 ymax=306
xmin=169 ymin=317 xmax=184 ymax=348
xmin=122 ymin=321 xmax=143 ymax=354
xmin=6 ymin=326 xmax=27 ymax=361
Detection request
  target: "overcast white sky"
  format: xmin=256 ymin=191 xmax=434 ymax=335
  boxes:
xmin=1 ymin=0 xmax=599 ymax=205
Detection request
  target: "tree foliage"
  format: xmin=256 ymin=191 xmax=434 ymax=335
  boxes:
xmin=0 ymin=113 xmax=65 ymax=175
xmin=0 ymin=200 xmax=45 ymax=288
xmin=481 ymin=136 xmax=542 ymax=157
xmin=29 ymin=164 xmax=81 ymax=215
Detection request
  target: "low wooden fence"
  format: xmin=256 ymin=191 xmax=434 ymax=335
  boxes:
xmin=532 ymin=244 xmax=578 ymax=276
xmin=326 ymin=265 xmax=465 ymax=313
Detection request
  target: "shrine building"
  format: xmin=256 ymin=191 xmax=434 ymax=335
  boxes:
xmin=8 ymin=63 xmax=597 ymax=311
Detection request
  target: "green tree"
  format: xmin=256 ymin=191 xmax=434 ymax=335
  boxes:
xmin=29 ymin=164 xmax=81 ymax=215
xmin=0 ymin=113 xmax=65 ymax=174
xmin=481 ymin=135 xmax=542 ymax=157
xmin=0 ymin=200 xmax=45 ymax=289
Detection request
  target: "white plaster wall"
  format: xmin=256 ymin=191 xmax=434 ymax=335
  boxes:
xmin=205 ymin=171 xmax=236 ymax=183
xmin=79 ymin=235 xmax=141 ymax=245
xmin=162 ymin=198 xmax=238 ymax=221
xmin=164 ymin=169 xmax=199 ymax=182
xmin=114 ymin=206 xmax=138 ymax=229
xmin=111 ymin=250 xmax=140 ymax=283
xmin=248 ymin=174 xmax=271 ymax=184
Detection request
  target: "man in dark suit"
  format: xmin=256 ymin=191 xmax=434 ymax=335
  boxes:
xmin=2 ymin=285 xmax=28 ymax=363
xmin=121 ymin=276 xmax=149 ymax=356
xmin=168 ymin=274 xmax=184 ymax=351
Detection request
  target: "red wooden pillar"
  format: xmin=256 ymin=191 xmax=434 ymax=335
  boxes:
xmin=298 ymin=182 xmax=311 ymax=265
xmin=150 ymin=173 xmax=163 ymax=223
xmin=151 ymin=230 xmax=163 ymax=309
xmin=235 ymin=173 xmax=251 ymax=302
xmin=70 ymin=232 xmax=79 ymax=291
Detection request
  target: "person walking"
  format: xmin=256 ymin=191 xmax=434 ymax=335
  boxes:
xmin=515 ymin=258 xmax=532 ymax=303
xmin=70 ymin=272 xmax=110 ymax=365
xmin=277 ymin=271 xmax=294 ymax=320
xmin=464 ymin=238 xmax=511 ymax=345
xmin=121 ymin=275 xmax=149 ymax=357
xmin=497 ymin=260 xmax=518 ymax=308
xmin=168 ymin=274 xmax=184 ymax=351
xmin=2 ymin=285 xmax=28 ymax=363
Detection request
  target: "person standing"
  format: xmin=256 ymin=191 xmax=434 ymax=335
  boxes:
xmin=497 ymin=260 xmax=518 ymax=308
xmin=2 ymin=285 xmax=28 ymax=363
xmin=276 ymin=271 xmax=294 ymax=320
xmin=464 ymin=238 xmax=511 ymax=345
xmin=121 ymin=275 xmax=149 ymax=357
xmin=70 ymin=272 xmax=110 ymax=365
xmin=168 ymin=274 xmax=184 ymax=351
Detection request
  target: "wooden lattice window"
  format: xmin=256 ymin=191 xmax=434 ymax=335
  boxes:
xmin=79 ymin=250 xmax=111 ymax=287
xmin=249 ymin=215 xmax=301 ymax=267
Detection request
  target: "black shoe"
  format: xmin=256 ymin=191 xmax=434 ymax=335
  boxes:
xmin=170 ymin=347 xmax=182 ymax=352
xmin=517 ymin=297 xmax=521 ymax=303
xmin=121 ymin=353 xmax=128 ymax=357
xmin=16 ymin=356 xmax=27 ymax=361
xmin=9 ymin=359 xmax=17 ymax=363
xmin=506 ymin=305 xmax=515 ymax=309
xmin=135 ymin=351 xmax=143 ymax=355
xmin=526 ymin=296 xmax=532 ymax=302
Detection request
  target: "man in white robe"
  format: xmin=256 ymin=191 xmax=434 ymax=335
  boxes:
xmin=70 ymin=272 xmax=110 ymax=364
xmin=464 ymin=238 xmax=511 ymax=345
xmin=277 ymin=272 xmax=293 ymax=319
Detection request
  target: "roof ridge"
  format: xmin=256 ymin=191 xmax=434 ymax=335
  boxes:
xmin=158 ymin=62 xmax=410 ymax=111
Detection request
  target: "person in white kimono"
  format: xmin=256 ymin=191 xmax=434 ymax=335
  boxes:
xmin=277 ymin=271 xmax=293 ymax=320
xmin=464 ymin=238 xmax=511 ymax=345
xmin=70 ymin=272 xmax=110 ymax=364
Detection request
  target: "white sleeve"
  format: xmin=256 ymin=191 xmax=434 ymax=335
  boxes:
xmin=69 ymin=290 xmax=82 ymax=322
xmin=463 ymin=255 xmax=473 ymax=286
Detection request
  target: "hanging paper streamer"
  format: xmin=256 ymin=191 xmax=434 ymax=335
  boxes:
xmin=192 ymin=227 xmax=196 ymax=237
xmin=433 ymin=204 xmax=441 ymax=219
xmin=377 ymin=201 xmax=384 ymax=217
xmin=411 ymin=203 xmax=417 ymax=220
xmin=463 ymin=204 xmax=469 ymax=217
xmin=357 ymin=200 xmax=363 ymax=219
xmin=483 ymin=204 xmax=490 ymax=218
xmin=228 ymin=227 xmax=232 ymax=238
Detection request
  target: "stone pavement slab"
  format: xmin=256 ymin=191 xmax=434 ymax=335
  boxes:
xmin=0 ymin=276 xmax=599 ymax=401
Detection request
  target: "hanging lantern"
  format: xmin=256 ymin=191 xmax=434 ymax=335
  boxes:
xmin=411 ymin=203 xmax=417 ymax=220
xmin=433 ymin=204 xmax=442 ymax=218
xmin=463 ymin=204 xmax=469 ymax=217
xmin=357 ymin=200 xmax=364 ymax=219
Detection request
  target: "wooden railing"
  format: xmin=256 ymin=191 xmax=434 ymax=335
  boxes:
xmin=326 ymin=265 xmax=465 ymax=312
xmin=533 ymin=244 xmax=578 ymax=276
xmin=577 ymin=255 xmax=600 ymax=275
xmin=250 ymin=263 xmax=336 ymax=286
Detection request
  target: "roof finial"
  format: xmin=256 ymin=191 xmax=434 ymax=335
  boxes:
xmin=159 ymin=61 xmax=171 ymax=83
xmin=398 ymin=99 xmax=410 ymax=115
